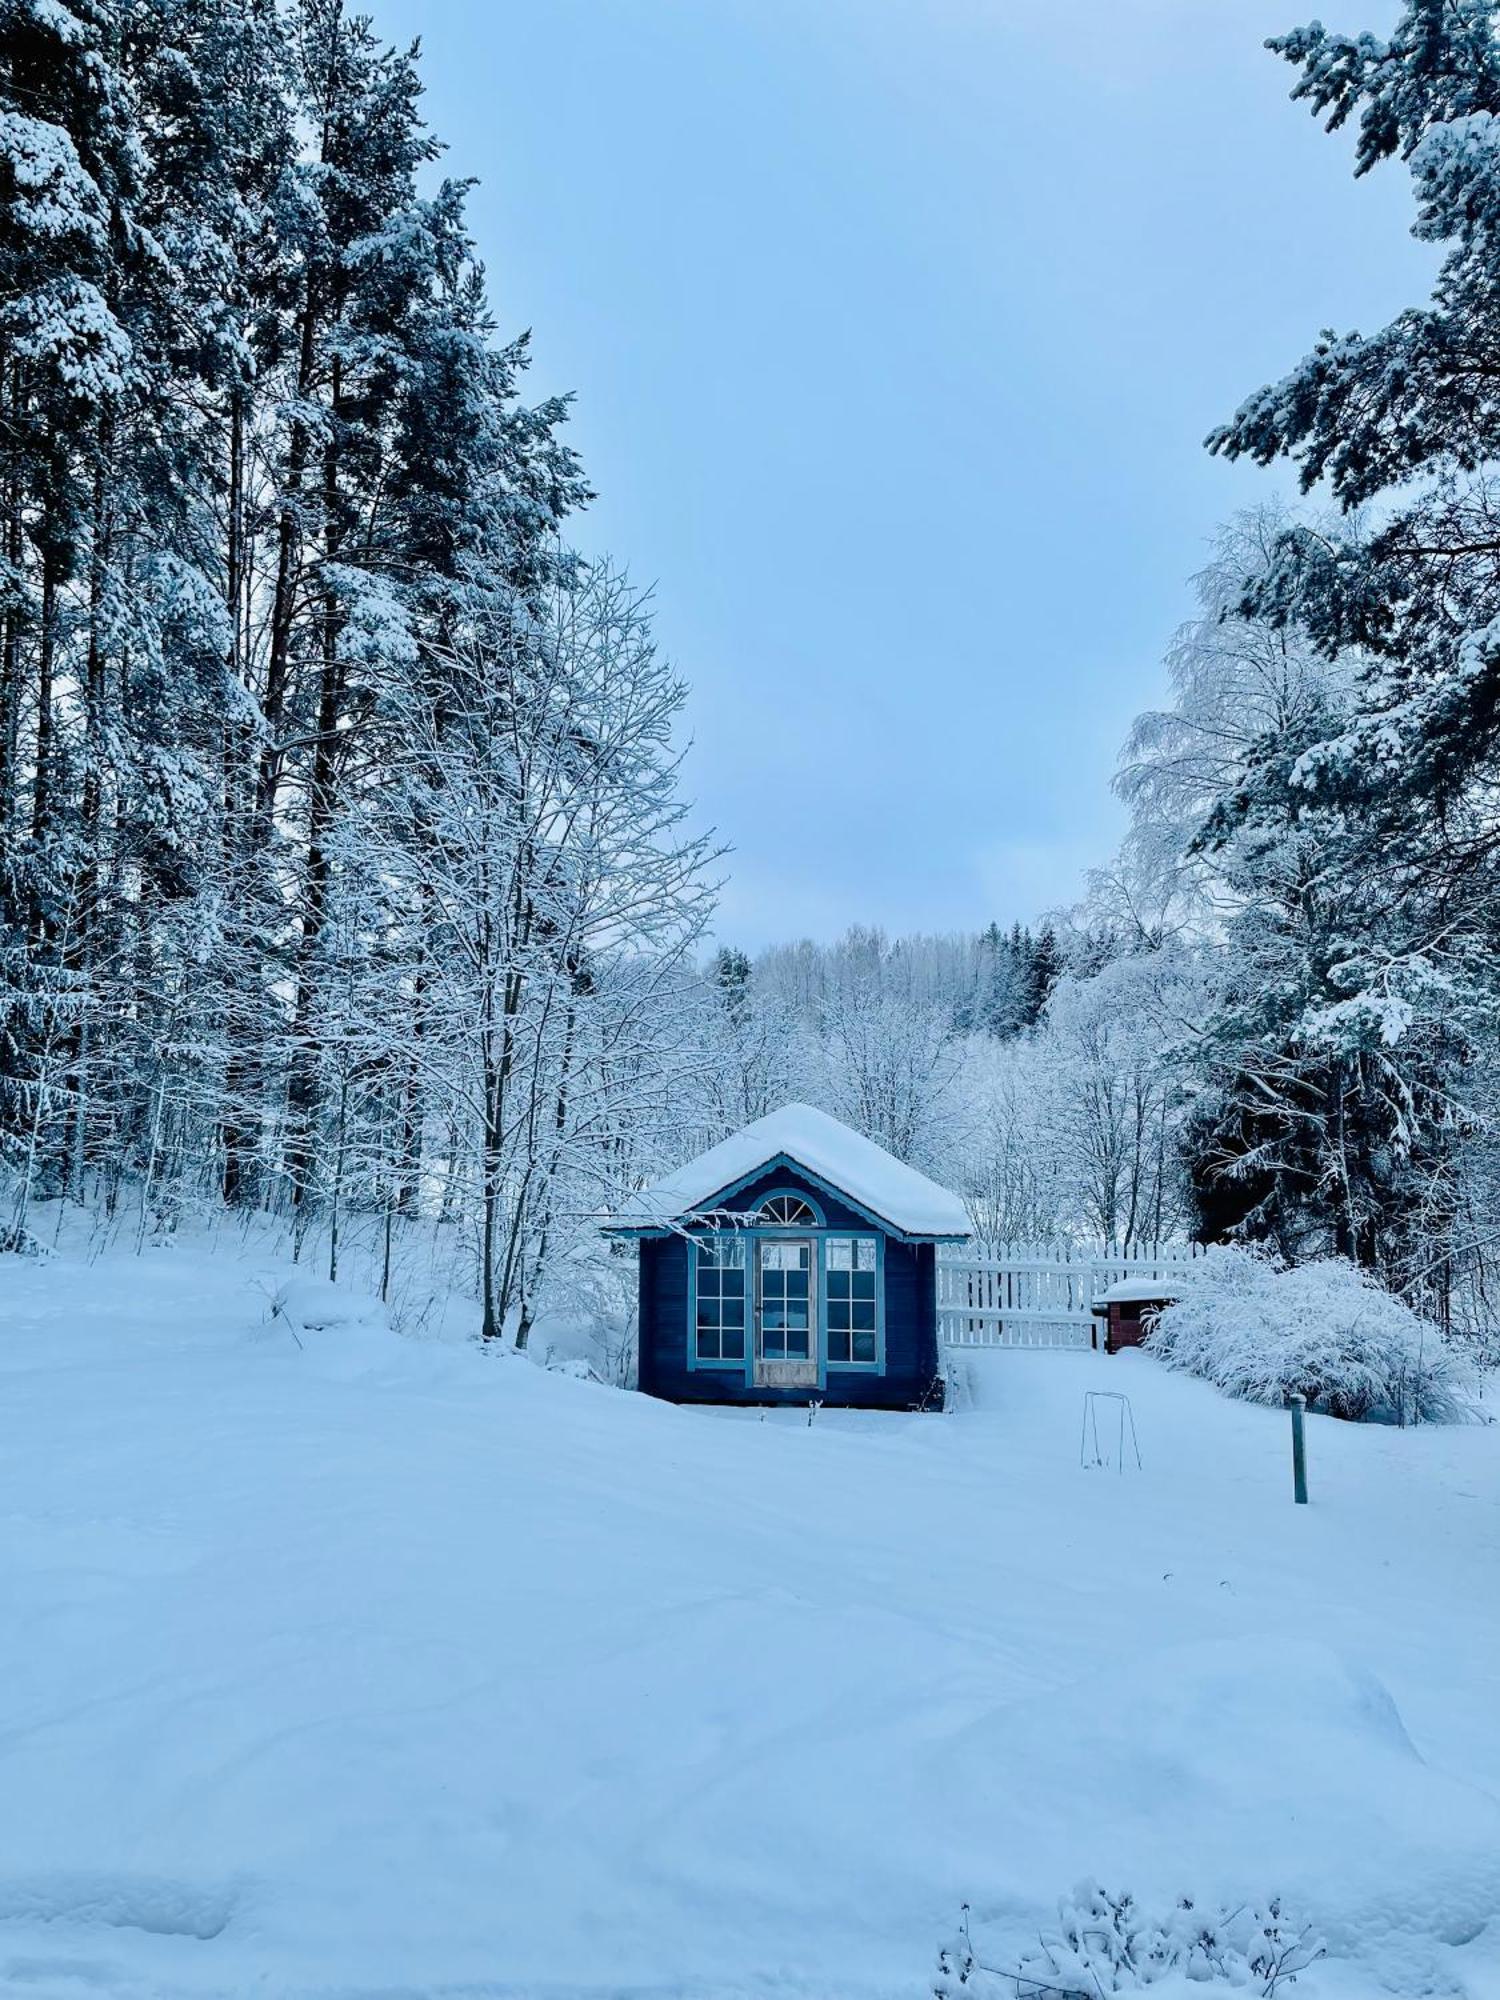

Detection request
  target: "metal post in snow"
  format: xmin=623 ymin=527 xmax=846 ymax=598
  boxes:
xmin=1289 ymin=1393 xmax=1308 ymax=1505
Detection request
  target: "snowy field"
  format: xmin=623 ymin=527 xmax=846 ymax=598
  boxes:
xmin=2 ymin=1235 xmax=1499 ymax=2000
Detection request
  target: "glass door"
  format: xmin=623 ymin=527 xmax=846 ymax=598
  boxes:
xmin=755 ymin=1238 xmax=817 ymax=1387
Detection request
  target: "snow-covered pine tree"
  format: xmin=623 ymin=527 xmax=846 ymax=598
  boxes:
xmin=1207 ymin=7 xmax=1500 ymax=882
xmin=0 ymin=0 xmax=156 ymax=1202
xmin=1117 ymin=511 xmax=1482 ymax=1295
xmin=0 ymin=0 xmax=716 ymax=1342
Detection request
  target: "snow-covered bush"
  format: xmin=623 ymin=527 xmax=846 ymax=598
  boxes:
xmin=263 ymin=1278 xmax=387 ymax=1339
xmin=525 ymin=1240 xmax=640 ymax=1385
xmin=0 ymin=1217 xmax=45 ymax=1258
xmin=1147 ymin=1248 xmax=1475 ymax=1423
xmin=935 ymin=1883 xmax=1323 ymax=1997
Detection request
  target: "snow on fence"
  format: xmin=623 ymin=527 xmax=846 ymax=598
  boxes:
xmin=937 ymin=1241 xmax=1206 ymax=1350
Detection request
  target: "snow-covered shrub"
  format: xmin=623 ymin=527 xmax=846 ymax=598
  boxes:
xmin=0 ymin=1217 xmax=45 ymax=1257
xmin=263 ymin=1277 xmax=386 ymax=1339
xmin=526 ymin=1241 xmax=639 ymax=1386
xmin=1147 ymin=1248 xmax=1475 ymax=1422
xmin=935 ymin=1883 xmax=1324 ymax=1996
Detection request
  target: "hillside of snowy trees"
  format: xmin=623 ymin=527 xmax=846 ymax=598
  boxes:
xmin=6 ymin=0 xmax=1500 ymax=1355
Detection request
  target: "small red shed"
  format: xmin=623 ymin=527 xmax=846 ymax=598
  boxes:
xmin=1090 ymin=1279 xmax=1181 ymax=1354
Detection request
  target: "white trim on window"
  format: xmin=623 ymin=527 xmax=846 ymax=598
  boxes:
xmin=691 ymin=1232 xmax=748 ymax=1369
xmin=824 ymin=1232 xmax=883 ymax=1369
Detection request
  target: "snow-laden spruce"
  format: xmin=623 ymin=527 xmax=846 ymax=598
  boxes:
xmin=1146 ymin=1249 xmax=1476 ymax=1424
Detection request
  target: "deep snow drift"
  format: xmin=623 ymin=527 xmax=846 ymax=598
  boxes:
xmin=1 ymin=1233 xmax=1498 ymax=1999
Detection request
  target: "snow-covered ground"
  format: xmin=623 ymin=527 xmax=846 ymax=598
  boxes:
xmin=2 ymin=1234 xmax=1499 ymax=1999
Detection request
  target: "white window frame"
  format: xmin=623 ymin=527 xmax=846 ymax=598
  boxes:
xmin=824 ymin=1233 xmax=883 ymax=1370
xmin=691 ymin=1232 xmax=748 ymax=1368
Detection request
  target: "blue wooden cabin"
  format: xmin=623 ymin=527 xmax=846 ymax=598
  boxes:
xmin=605 ymin=1104 xmax=970 ymax=1409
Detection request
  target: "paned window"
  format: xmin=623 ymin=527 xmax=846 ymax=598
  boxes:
xmin=695 ymin=1234 xmax=746 ymax=1363
xmin=756 ymin=1194 xmax=818 ymax=1227
xmin=826 ymin=1235 xmax=877 ymax=1363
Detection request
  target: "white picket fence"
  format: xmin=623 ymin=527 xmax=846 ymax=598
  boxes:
xmin=937 ymin=1241 xmax=1206 ymax=1350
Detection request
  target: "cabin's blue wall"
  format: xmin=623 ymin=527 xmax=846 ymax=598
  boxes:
xmin=636 ymin=1162 xmax=943 ymax=1411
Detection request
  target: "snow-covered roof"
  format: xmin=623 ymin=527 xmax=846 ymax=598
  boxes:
xmin=607 ymin=1103 xmax=970 ymax=1239
xmin=1091 ymin=1278 xmax=1187 ymax=1308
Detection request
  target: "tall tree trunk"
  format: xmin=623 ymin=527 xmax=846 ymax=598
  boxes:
xmin=396 ymin=899 xmax=428 ymax=1214
xmin=28 ymin=545 xmax=60 ymax=943
xmin=516 ymin=989 xmax=579 ymax=1353
xmin=478 ymin=994 xmax=506 ymax=1341
xmin=66 ymin=425 xmax=116 ymax=1196
xmin=0 ymin=358 xmax=22 ymax=850
xmin=220 ymin=384 xmax=257 ymax=1206
xmin=257 ymin=301 xmax=316 ymax=838
xmin=285 ymin=356 xmax=343 ymax=1210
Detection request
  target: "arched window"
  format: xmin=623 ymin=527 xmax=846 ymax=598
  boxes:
xmin=755 ymin=1193 xmax=819 ymax=1227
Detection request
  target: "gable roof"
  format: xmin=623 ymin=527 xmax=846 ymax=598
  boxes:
xmin=606 ymin=1103 xmax=970 ymax=1240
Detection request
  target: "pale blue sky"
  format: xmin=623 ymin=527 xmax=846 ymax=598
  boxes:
xmin=378 ymin=0 xmax=1425 ymax=947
